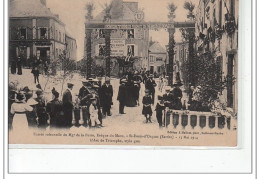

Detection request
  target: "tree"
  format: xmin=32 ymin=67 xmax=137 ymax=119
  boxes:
xmin=58 ymin=50 xmax=76 ymax=96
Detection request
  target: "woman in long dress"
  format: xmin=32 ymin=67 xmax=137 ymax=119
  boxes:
xmin=10 ymin=92 xmax=33 ymax=132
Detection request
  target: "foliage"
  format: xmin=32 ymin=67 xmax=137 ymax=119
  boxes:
xmin=182 ymin=51 xmax=235 ymax=111
xmin=58 ymin=50 xmax=76 ymax=95
xmin=168 ymin=3 xmax=177 ymax=13
xmin=183 ymin=1 xmax=195 ymax=13
xmin=85 ymin=2 xmax=95 ymax=19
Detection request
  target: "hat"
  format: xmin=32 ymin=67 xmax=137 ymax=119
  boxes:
xmin=36 ymin=89 xmax=43 ymax=95
xmin=121 ymin=79 xmax=127 ymax=83
xmin=16 ymin=92 xmax=25 ymax=101
xmin=145 ymin=89 xmax=150 ymax=93
xmin=67 ymin=83 xmax=74 ymax=88
xmin=51 ymin=88 xmax=59 ymax=98
xmin=149 ymin=74 xmax=154 ymax=78
xmin=23 ymin=86 xmax=30 ymax=93
xmin=173 ymin=82 xmax=183 ymax=86
xmin=82 ymin=80 xmax=89 ymax=83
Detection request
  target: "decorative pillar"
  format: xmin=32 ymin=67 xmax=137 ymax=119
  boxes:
xmin=86 ymin=29 xmax=92 ymax=79
xmin=168 ymin=28 xmax=175 ymax=86
xmin=104 ymin=29 xmax=111 ymax=77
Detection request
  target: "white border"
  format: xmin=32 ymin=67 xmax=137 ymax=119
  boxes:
xmin=2 ymin=0 xmax=256 ymax=177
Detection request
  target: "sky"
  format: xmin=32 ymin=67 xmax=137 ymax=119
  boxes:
xmin=46 ymin=0 xmax=199 ymax=61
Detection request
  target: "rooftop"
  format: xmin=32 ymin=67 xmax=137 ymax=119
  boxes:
xmin=149 ymin=41 xmax=166 ymax=53
xmin=92 ymin=0 xmax=140 ymax=22
xmin=10 ymin=0 xmax=64 ymax=25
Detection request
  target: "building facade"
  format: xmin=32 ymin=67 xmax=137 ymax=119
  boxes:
xmin=195 ymin=0 xmax=238 ymax=112
xmin=9 ymin=0 xmax=73 ymax=67
xmin=85 ymin=0 xmax=149 ymax=76
xmin=65 ymin=33 xmax=77 ymax=61
xmin=148 ymin=42 xmax=167 ymax=75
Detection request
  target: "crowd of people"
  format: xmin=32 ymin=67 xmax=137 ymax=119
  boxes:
xmin=10 ymin=63 xmax=201 ymax=131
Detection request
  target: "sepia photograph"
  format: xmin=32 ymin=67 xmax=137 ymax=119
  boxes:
xmin=8 ymin=0 xmax=238 ymax=146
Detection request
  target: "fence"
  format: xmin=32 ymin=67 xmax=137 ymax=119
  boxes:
xmin=164 ymin=110 xmax=236 ymax=130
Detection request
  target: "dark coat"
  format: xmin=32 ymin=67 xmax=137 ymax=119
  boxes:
xmin=46 ymin=98 xmax=63 ymax=126
xmin=117 ymin=84 xmax=127 ymax=103
xmin=62 ymin=89 xmax=73 ymax=110
xmin=142 ymin=95 xmax=152 ymax=115
xmin=172 ymin=87 xmax=183 ymax=99
xmin=163 ymin=93 xmax=174 ymax=109
xmin=172 ymin=87 xmax=183 ymax=110
xmin=31 ymin=69 xmax=40 ymax=76
xmin=78 ymin=86 xmax=91 ymax=106
xmin=145 ymin=79 xmax=156 ymax=93
xmin=155 ymin=103 xmax=165 ymax=116
xmin=100 ymin=84 xmax=113 ymax=107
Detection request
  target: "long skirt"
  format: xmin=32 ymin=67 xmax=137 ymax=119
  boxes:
xmin=11 ymin=113 xmax=28 ymax=132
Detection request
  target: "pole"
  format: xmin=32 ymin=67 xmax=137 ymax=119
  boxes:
xmin=104 ymin=29 xmax=111 ymax=77
xmin=86 ymin=29 xmax=92 ymax=79
xmin=168 ymin=28 xmax=175 ymax=86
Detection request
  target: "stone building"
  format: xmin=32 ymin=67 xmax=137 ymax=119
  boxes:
xmin=65 ymin=32 xmax=77 ymax=61
xmin=195 ymin=0 xmax=238 ymax=112
xmin=148 ymin=41 xmax=167 ymax=75
xmin=9 ymin=0 xmax=75 ymax=67
xmin=85 ymin=0 xmax=149 ymax=77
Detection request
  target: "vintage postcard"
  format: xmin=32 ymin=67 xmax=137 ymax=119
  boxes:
xmin=8 ymin=0 xmax=238 ymax=146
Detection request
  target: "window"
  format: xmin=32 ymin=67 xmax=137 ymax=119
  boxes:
xmin=127 ymin=45 xmax=135 ymax=56
xmin=99 ymin=44 xmax=105 ymax=56
xmin=39 ymin=28 xmax=48 ymax=39
xmin=99 ymin=29 xmax=105 ymax=38
xmin=56 ymin=30 xmax=58 ymax=40
xmin=59 ymin=32 xmax=61 ymax=41
xmin=156 ymin=57 xmax=163 ymax=61
xmin=20 ymin=28 xmax=27 ymax=39
xmin=127 ymin=29 xmax=134 ymax=39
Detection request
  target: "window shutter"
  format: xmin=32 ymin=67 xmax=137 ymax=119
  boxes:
xmin=27 ymin=47 xmax=30 ymax=59
xmin=95 ymin=45 xmax=99 ymax=56
xmin=133 ymin=45 xmax=137 ymax=57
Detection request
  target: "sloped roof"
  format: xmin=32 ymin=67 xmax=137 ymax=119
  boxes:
xmin=149 ymin=42 xmax=166 ymax=53
xmin=93 ymin=0 xmax=137 ymax=22
xmin=10 ymin=0 xmax=56 ymax=19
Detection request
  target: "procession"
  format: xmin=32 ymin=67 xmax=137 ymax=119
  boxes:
xmin=8 ymin=0 xmax=238 ymax=139
xmin=9 ymin=66 xmax=193 ymax=133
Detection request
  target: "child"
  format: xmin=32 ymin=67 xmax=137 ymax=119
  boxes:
xmin=142 ymin=89 xmax=153 ymax=123
xmin=155 ymin=95 xmax=165 ymax=128
xmin=31 ymin=67 xmax=40 ymax=84
xmin=89 ymin=95 xmax=101 ymax=128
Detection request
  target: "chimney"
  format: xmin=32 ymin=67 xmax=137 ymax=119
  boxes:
xmin=40 ymin=0 xmax=46 ymax=6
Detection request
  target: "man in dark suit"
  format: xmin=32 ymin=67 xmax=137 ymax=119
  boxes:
xmin=62 ymin=83 xmax=74 ymax=127
xmin=172 ymin=82 xmax=183 ymax=110
xmin=163 ymin=86 xmax=174 ymax=127
xmin=78 ymin=80 xmax=92 ymax=126
xmin=145 ymin=74 xmax=157 ymax=104
xmin=117 ymin=79 xmax=127 ymax=114
xmin=100 ymin=78 xmax=113 ymax=116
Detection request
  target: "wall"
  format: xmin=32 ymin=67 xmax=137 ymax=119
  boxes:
xmin=195 ymin=0 xmax=238 ymax=112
